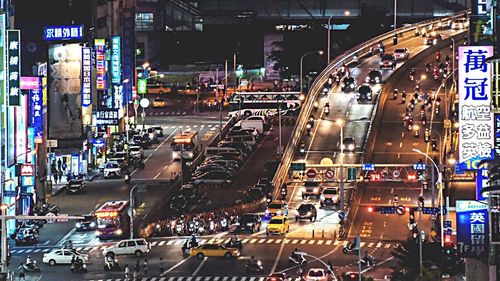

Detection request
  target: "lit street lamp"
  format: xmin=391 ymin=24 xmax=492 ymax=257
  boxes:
xmin=300 ymin=50 xmax=324 ymax=96
xmin=337 ymin=119 xmax=345 ymax=212
xmin=412 ymin=148 xmax=444 ymax=247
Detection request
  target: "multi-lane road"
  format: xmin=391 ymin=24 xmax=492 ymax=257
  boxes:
xmin=8 ymin=21 xmax=471 ymax=281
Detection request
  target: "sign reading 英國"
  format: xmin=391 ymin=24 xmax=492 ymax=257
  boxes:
xmin=456 ymin=200 xmax=489 ymax=256
xmin=458 ymin=46 xmax=494 ymax=165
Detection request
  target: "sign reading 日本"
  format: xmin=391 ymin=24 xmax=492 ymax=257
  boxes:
xmin=43 ymin=25 xmax=83 ymax=41
xmin=458 ymin=46 xmax=494 ymax=164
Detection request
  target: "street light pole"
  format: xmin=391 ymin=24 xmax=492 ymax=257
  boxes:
xmin=419 ymin=230 xmax=425 ymax=280
xmin=413 ymin=148 xmax=444 ymax=247
xmin=129 ymin=185 xmax=138 ymax=239
xmin=327 ymin=16 xmax=333 ymax=64
xmin=300 ymin=50 xmax=324 ymax=96
xmin=278 ymin=99 xmax=283 ymax=155
xmin=337 ymin=119 xmax=345 ymax=212
xmin=393 ymin=0 xmax=397 ymax=31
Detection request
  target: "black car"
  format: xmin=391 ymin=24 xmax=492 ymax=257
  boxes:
xmin=153 ymin=126 xmax=164 ymax=137
xmin=364 ymin=70 xmax=382 ymax=84
xmin=246 ymin=187 xmax=264 ymax=201
xmin=66 ymin=179 xmax=87 ymax=194
xmin=75 ymin=215 xmax=97 ymax=231
xmin=340 ymin=77 xmax=357 ymax=92
xmin=379 ymin=54 xmax=396 ymax=69
xmin=237 ymin=213 xmax=262 ymax=233
xmin=170 ymin=195 xmax=187 ymax=211
xmin=424 ymin=33 xmax=443 ymax=45
xmin=295 ymin=203 xmax=317 ymax=222
xmin=357 ymin=85 xmax=373 ymax=102
xmin=256 ymin=178 xmax=272 ymax=192
xmin=179 ymin=185 xmax=201 ymax=202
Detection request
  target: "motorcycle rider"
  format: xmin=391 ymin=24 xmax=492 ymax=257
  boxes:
xmin=230 ymin=234 xmax=239 ymax=246
xmin=26 ymin=255 xmax=33 ymax=266
xmin=105 ymin=253 xmax=117 ymax=269
xmin=190 ymin=234 xmax=198 ymax=248
xmin=425 ymin=62 xmax=431 ymax=73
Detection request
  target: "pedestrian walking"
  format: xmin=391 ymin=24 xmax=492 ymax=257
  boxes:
xmin=143 ymin=258 xmax=148 ymax=276
xmin=124 ymin=264 xmax=129 ymax=280
xmin=57 ymin=159 xmax=62 ymax=172
xmin=159 ymin=257 xmax=165 ymax=276
xmin=135 ymin=260 xmax=140 ymax=273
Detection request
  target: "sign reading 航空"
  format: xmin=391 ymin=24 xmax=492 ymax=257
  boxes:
xmin=7 ymin=30 xmax=20 ymax=106
xmin=458 ymin=46 xmax=494 ymax=164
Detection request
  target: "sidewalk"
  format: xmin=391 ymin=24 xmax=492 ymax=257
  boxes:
xmin=49 ymin=168 xmax=102 ymax=196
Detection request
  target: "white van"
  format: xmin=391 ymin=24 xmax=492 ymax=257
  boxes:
xmin=226 ymin=135 xmax=257 ymax=147
xmin=241 ymin=119 xmax=264 ymax=134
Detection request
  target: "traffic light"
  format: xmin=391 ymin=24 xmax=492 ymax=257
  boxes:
xmin=347 ymin=168 xmax=357 ymax=181
xmin=367 ymin=206 xmax=374 ymax=213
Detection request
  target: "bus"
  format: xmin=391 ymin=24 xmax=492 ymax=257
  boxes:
xmin=95 ymin=200 xmax=130 ymax=240
xmin=171 ymin=131 xmax=200 ymax=160
xmin=228 ymin=92 xmax=302 ymax=117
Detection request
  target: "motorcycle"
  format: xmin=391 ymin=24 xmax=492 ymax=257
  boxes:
xmin=70 ymin=260 xmax=87 ymax=273
xmin=246 ymin=260 xmax=263 ymax=273
xmin=424 ymin=129 xmax=430 ymax=142
xmin=402 ymin=96 xmax=406 ymax=103
xmin=343 ymin=241 xmax=360 ymax=255
xmin=225 ymin=239 xmax=243 ymax=250
xmin=182 ymin=239 xmax=199 ymax=254
xmin=22 ymin=261 xmax=41 ymax=272
xmin=393 ymin=89 xmax=398 ymax=99
xmin=435 ymin=106 xmax=440 ymax=115
xmin=323 ymin=105 xmax=330 ymax=116
xmin=104 ymin=257 xmax=121 ymax=271
xmin=313 ymin=101 xmax=319 ymax=111
xmin=306 ymin=123 xmax=312 ymax=135
xmin=299 ymin=142 xmax=306 ymax=155
xmin=357 ymin=255 xmax=376 ymax=267
xmin=124 ymin=173 xmax=131 ymax=184
xmin=432 ymin=140 xmax=438 ymax=151
xmin=289 ymin=254 xmax=307 ymax=265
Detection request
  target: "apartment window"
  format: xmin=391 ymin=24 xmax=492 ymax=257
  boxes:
xmin=136 ymin=12 xmax=154 ymax=31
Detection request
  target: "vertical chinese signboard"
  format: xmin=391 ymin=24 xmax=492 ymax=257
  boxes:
xmin=7 ymin=30 xmax=20 ymax=106
xmin=95 ymin=39 xmax=107 ymax=90
xmin=476 ymin=168 xmax=489 ymax=201
xmin=81 ymin=47 xmax=92 ymax=125
xmin=458 ymin=46 xmax=494 ymax=164
xmin=111 ymin=36 xmax=121 ymax=84
xmin=29 ymin=85 xmax=43 ymax=144
xmin=469 ymin=0 xmax=495 ymax=46
xmin=456 ymin=200 xmax=489 ymax=256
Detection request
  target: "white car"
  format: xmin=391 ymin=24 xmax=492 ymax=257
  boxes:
xmin=103 ymin=161 xmax=121 ymax=178
xmin=43 ymin=249 xmax=89 ymax=265
xmin=320 ymin=187 xmax=340 ymax=207
xmin=393 ymin=48 xmax=409 ymax=60
xmin=305 ymin=268 xmax=328 ymax=281
xmin=451 ymin=18 xmax=468 ymax=30
xmin=129 ymin=146 xmax=144 ymax=159
xmin=102 ymin=238 xmax=151 ymax=257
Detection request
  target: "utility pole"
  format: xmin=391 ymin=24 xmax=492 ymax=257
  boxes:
xmin=357 ymin=235 xmax=362 ymax=281
xmin=129 ymin=185 xmax=138 ymax=239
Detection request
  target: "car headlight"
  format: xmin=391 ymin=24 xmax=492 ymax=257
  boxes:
xmin=76 ymin=223 xmax=81 ymax=228
xmin=188 ymin=152 xmax=194 ymax=158
xmin=349 ymin=144 xmax=355 ymax=150
xmin=375 ymin=77 xmax=380 ymax=82
xmin=365 ymin=77 xmax=370 ymax=82
xmin=320 ymin=195 xmax=325 ymax=200
xmin=277 ymin=210 xmax=282 ymax=215
xmin=115 ymin=229 xmax=123 ymax=235
xmin=247 ymin=223 xmax=253 ymax=227
xmin=313 ymin=188 xmax=319 ymax=193
xmin=379 ymin=62 xmax=383 ymax=65
xmin=90 ymin=222 xmax=96 ymax=228
xmin=265 ymin=210 xmax=270 ymax=214
xmin=95 ymin=230 xmax=102 ymax=236
xmin=307 ymin=212 xmax=312 ymax=216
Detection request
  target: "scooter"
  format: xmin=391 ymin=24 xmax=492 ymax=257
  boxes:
xmin=357 ymin=255 xmax=376 ymax=267
xmin=245 ymin=260 xmax=263 ymax=273
xmin=343 ymin=241 xmax=360 ymax=255
xmin=22 ymin=261 xmax=41 ymax=272
xmin=70 ymin=260 xmax=87 ymax=273
xmin=313 ymin=101 xmax=319 ymax=111
xmin=306 ymin=123 xmax=312 ymax=135
xmin=182 ymin=239 xmax=199 ymax=254
xmin=432 ymin=141 xmax=438 ymax=151
xmin=104 ymin=257 xmax=121 ymax=271
xmin=289 ymin=254 xmax=307 ymax=265
xmin=324 ymin=105 xmax=330 ymax=116
xmin=225 ymin=239 xmax=243 ymax=250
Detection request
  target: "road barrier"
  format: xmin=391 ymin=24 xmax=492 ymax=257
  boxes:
xmin=271 ymin=10 xmax=470 ymax=197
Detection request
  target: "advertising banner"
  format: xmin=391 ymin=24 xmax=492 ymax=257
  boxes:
xmin=495 ymin=113 xmax=500 ymax=157
xmin=476 ymin=168 xmax=489 ymax=201
xmin=458 ymin=46 xmax=494 ymax=164
xmin=96 ymin=109 xmax=119 ymax=125
xmin=469 ymin=0 xmax=495 ymax=46
xmin=7 ymin=30 xmax=20 ymax=106
xmin=29 ymin=89 xmax=43 ymax=143
xmin=122 ymin=7 xmax=135 ymax=103
xmin=20 ymin=76 xmax=41 ymax=90
xmin=16 ymin=95 xmax=27 ymax=163
xmin=456 ymin=200 xmax=489 ymax=256
xmin=111 ymin=36 xmax=121 ymax=84
xmin=113 ymin=84 xmax=124 ymax=118
xmin=94 ymin=39 xmax=107 ymax=90
xmin=43 ymin=25 xmax=83 ymax=41
xmin=81 ymin=47 xmax=92 ymax=125
xmin=47 ymin=43 xmax=83 ymax=139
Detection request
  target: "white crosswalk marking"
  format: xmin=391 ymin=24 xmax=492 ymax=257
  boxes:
xmin=167 ymin=240 xmax=175 ymax=245
xmin=249 ymin=239 xmax=257 ymax=243
xmin=317 ymin=240 xmax=323 ymax=245
xmin=204 ymin=277 xmax=211 ymax=281
xmin=242 ymin=239 xmax=249 ymax=243
xmin=308 ymin=240 xmax=315 ymax=245
xmin=258 ymin=239 xmax=266 ymax=243
xmin=266 ymin=239 xmax=273 ymax=243
xmin=334 ymin=240 xmax=341 ymax=246
xmin=291 ymin=239 xmax=298 ymax=244
xmin=376 ymin=242 xmax=382 ymax=248
xmin=368 ymin=242 xmax=374 ymax=248
xmin=326 ymin=240 xmax=332 ymax=245
xmin=384 ymin=243 xmax=392 ymax=248
xmin=275 ymin=239 xmax=282 ymax=243
xmin=360 ymin=242 xmax=366 ymax=247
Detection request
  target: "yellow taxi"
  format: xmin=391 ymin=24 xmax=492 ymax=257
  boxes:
xmin=266 ymin=216 xmax=289 ymax=235
xmin=151 ymin=97 xmax=167 ymax=108
xmin=265 ymin=200 xmax=288 ymax=217
xmin=189 ymin=243 xmax=240 ymax=259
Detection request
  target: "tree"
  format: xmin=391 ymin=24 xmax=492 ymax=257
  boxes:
xmin=391 ymin=238 xmax=463 ymax=280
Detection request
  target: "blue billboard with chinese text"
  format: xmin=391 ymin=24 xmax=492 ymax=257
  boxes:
xmin=456 ymin=200 xmax=489 ymax=256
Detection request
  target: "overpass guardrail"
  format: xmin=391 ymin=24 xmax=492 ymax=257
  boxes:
xmin=271 ymin=9 xmax=471 ymax=195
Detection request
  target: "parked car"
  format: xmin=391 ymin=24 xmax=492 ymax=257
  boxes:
xmin=75 ymin=214 xmax=97 ymax=232
xmin=66 ymin=179 xmax=87 ymax=194
xmin=43 ymin=249 xmax=89 ymax=265
xmin=236 ymin=213 xmax=262 ymax=233
xmin=102 ymin=238 xmax=151 ymax=257
xmin=192 ymin=171 xmax=232 ymax=185
xmin=364 ymin=69 xmax=382 ymax=84
xmin=295 ymin=203 xmax=318 ymax=222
